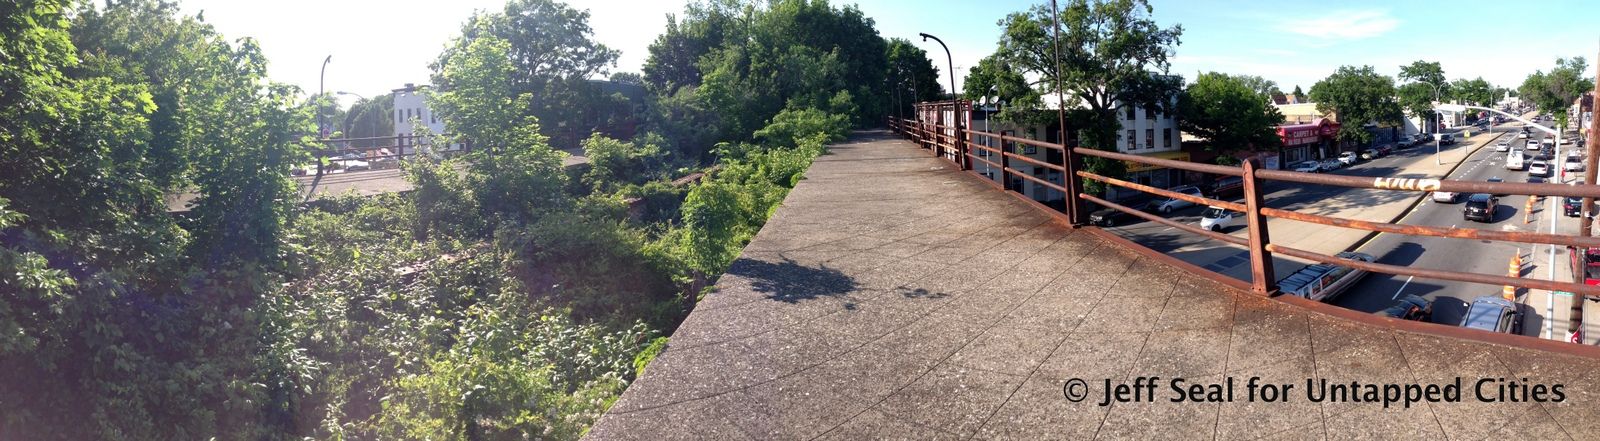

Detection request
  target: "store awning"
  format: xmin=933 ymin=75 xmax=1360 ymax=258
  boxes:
xmin=1126 ymin=151 xmax=1190 ymax=173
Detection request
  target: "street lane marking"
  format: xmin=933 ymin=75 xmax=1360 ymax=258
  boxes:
xmin=1392 ymin=275 xmax=1415 ymax=300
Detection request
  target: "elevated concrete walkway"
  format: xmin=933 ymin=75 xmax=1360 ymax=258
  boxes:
xmin=588 ymin=130 xmax=1600 ymax=439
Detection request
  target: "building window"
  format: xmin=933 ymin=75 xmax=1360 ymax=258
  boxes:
xmin=1127 ymin=130 xmax=1137 ymax=150
xmin=1163 ymin=128 xmax=1172 ymax=148
xmin=1146 ymin=129 xmax=1154 ymax=149
xmin=1126 ymin=106 xmax=1135 ymax=120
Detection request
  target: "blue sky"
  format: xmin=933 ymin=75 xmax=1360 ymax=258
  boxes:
xmin=174 ymin=0 xmax=1595 ymax=106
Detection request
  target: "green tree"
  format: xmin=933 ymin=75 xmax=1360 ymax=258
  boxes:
xmin=993 ymin=0 xmax=1183 ymax=192
xmin=1396 ymin=60 xmax=1447 ymax=132
xmin=1291 ymin=84 xmax=1304 ymax=101
xmin=434 ymin=0 xmax=620 ymax=149
xmin=429 ymin=31 xmax=570 ymax=227
xmin=1309 ymin=65 xmax=1404 ymax=146
xmin=1178 ymin=72 xmax=1284 ymax=158
xmin=1520 ymin=57 xmax=1593 ymax=129
xmin=341 ymin=93 xmax=395 ymax=147
xmin=642 ymin=0 xmax=745 ymax=95
xmin=1452 ymin=77 xmax=1493 ymax=106
xmin=888 ymin=37 xmax=945 ymax=117
xmin=963 ymin=53 xmax=1047 ymax=126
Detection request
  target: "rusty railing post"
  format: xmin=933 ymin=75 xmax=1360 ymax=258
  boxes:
xmin=1242 ymin=157 xmax=1277 ymax=295
xmin=999 ymin=135 xmax=1011 ymax=192
xmin=1063 ymin=144 xmax=1087 ymax=226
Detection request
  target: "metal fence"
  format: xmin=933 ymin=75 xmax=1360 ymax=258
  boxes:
xmin=306 ymin=134 xmax=471 ymax=175
xmin=886 ymin=114 xmax=1600 ymax=301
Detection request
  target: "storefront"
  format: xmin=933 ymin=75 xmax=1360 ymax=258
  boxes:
xmin=1276 ymin=118 xmax=1339 ymax=167
xmin=1109 ymin=150 xmax=1190 ymax=201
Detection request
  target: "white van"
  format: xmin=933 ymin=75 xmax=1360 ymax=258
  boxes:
xmin=1505 ymin=151 xmax=1524 ymax=170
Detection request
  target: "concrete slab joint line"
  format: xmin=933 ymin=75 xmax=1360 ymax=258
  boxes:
xmin=584 ymin=129 xmax=1600 ymax=440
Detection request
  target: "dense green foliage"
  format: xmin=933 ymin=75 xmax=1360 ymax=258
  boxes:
xmin=0 ymin=0 xmax=858 ymax=439
xmin=1177 ymin=72 xmax=1284 ymax=157
xmin=985 ymin=0 xmax=1183 ymax=193
xmin=1520 ymin=57 xmax=1593 ymax=129
xmin=1309 ymin=65 xmax=1404 ymax=145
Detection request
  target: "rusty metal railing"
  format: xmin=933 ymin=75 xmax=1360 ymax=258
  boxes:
xmin=884 ymin=115 xmax=1600 ymax=302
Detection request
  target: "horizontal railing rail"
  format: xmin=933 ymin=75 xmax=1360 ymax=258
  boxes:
xmin=885 ymin=113 xmax=1600 ymax=346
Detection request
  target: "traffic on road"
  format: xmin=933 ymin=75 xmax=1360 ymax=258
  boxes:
xmin=1099 ymin=115 xmax=1588 ymax=339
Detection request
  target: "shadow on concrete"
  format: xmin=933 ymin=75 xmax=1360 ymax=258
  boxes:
xmin=725 ymin=257 xmax=860 ymax=305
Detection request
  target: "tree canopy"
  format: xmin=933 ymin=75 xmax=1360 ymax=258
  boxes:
xmin=1178 ymin=72 xmax=1284 ymax=157
xmin=1310 ymin=65 xmax=1403 ymax=145
xmin=990 ymin=0 xmax=1183 ymax=192
xmin=1520 ymin=57 xmax=1593 ymax=128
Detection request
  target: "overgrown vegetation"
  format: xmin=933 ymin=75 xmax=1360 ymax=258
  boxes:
xmin=1 ymin=0 xmax=878 ymax=439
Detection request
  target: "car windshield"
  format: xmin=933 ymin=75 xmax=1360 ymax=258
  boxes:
xmin=1202 ymin=207 xmax=1225 ymax=218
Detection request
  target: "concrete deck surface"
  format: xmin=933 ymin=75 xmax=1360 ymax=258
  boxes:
xmin=587 ymin=130 xmax=1600 ymax=440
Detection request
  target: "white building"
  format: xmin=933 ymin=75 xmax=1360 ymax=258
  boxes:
xmin=390 ymin=83 xmax=461 ymax=154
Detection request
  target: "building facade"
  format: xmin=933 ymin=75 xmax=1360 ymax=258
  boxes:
xmin=390 ymin=83 xmax=462 ymax=154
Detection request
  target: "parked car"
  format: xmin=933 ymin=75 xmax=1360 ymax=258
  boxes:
xmin=1088 ymin=202 xmax=1137 ymax=227
xmin=1337 ymin=151 xmax=1359 ymax=165
xmin=1439 ymin=135 xmax=1457 ymax=146
xmin=1291 ymin=161 xmax=1322 ymax=173
xmin=1459 ymin=296 xmax=1523 ymax=334
xmin=1529 ymin=161 xmax=1551 ymax=177
xmin=1463 ymin=193 xmax=1498 ymax=222
xmin=1148 ymin=185 xmax=1205 ymax=214
xmin=1319 ymin=159 xmax=1344 ymax=171
xmin=1208 ymin=176 xmax=1244 ymax=199
xmin=1277 ymin=251 xmax=1375 ymax=302
xmin=1431 ymin=190 xmax=1460 ymax=203
xmin=1564 ymin=196 xmax=1591 ymax=217
xmin=1359 ymin=149 xmax=1380 ymax=160
xmin=1565 ymin=156 xmax=1585 ymax=172
xmin=1199 ymin=206 xmax=1242 ymax=232
xmin=1378 ymin=294 xmax=1433 ymax=322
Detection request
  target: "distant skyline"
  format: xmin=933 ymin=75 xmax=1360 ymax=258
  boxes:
xmin=173 ymin=0 xmax=1596 ymax=107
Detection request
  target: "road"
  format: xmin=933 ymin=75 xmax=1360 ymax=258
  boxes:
xmin=1336 ymin=125 xmax=1574 ymax=332
xmin=1103 ymin=125 xmax=1492 ymax=278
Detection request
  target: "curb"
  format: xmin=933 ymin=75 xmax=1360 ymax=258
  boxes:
xmin=1343 ymin=129 xmax=1512 ymax=254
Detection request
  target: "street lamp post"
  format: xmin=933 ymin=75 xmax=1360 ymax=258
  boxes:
xmin=919 ymin=32 xmax=963 ymax=169
xmin=316 ymin=55 xmax=332 ymax=176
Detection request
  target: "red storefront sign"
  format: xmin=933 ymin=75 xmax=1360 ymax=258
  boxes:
xmin=1277 ymin=119 xmax=1339 ymax=146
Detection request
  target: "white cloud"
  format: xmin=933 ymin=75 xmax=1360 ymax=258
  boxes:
xmin=1274 ymin=9 xmax=1399 ymax=42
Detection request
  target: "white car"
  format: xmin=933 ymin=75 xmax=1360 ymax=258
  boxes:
xmin=1529 ymin=161 xmax=1551 ymax=177
xmin=1495 ymin=140 xmax=1511 ymax=152
xmin=1526 ymin=140 xmax=1541 ymax=150
xmin=1566 ymin=156 xmax=1585 ymax=172
xmin=1291 ymin=161 xmax=1322 ymax=173
xmin=1431 ymin=191 xmax=1459 ymax=203
xmin=1519 ymin=132 xmax=1530 ymax=139
xmin=1505 ymin=151 xmax=1524 ymax=170
xmin=1338 ymin=151 xmax=1359 ymax=165
xmin=1199 ymin=206 xmax=1242 ymax=232
xmin=1149 ymin=185 xmax=1205 ymax=214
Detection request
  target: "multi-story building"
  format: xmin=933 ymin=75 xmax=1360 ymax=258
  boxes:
xmin=390 ymin=83 xmax=462 ymax=154
xmin=1108 ymin=97 xmax=1186 ymax=201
